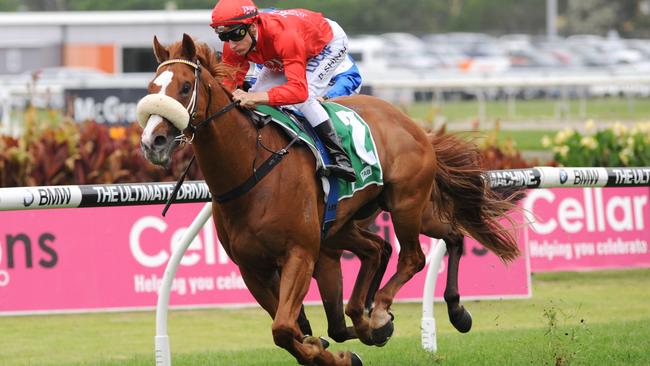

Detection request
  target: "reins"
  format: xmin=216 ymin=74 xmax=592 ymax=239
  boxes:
xmin=156 ymin=58 xmax=298 ymax=216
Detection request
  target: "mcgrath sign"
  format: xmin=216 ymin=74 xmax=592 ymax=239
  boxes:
xmin=0 ymin=204 xmax=529 ymax=315
xmin=65 ymin=88 xmax=146 ymax=124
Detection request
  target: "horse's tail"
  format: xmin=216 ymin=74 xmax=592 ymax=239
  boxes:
xmin=428 ymin=133 xmax=522 ymax=262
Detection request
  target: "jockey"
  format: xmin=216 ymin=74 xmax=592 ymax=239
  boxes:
xmin=211 ymin=0 xmax=357 ymax=182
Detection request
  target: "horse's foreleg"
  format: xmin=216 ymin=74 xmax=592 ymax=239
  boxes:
xmin=274 ymin=246 xmax=355 ymax=366
xmin=313 ymin=247 xmax=356 ymax=343
xmin=277 ymin=246 xmax=361 ymax=366
xmin=270 ymin=246 xmax=320 ymax=364
xmin=444 ymin=232 xmax=473 ymax=333
xmin=239 ymin=267 xmax=280 ymax=320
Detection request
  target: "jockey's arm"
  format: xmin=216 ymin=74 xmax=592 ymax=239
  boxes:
xmin=233 ymin=33 xmax=309 ymax=108
xmin=232 ymin=89 xmax=269 ymax=108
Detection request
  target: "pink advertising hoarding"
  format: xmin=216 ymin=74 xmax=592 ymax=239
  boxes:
xmin=0 ymin=204 xmax=529 ymax=314
xmin=525 ymin=187 xmax=650 ymax=272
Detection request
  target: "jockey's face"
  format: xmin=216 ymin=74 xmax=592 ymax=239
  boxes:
xmin=219 ymin=23 xmax=256 ymax=57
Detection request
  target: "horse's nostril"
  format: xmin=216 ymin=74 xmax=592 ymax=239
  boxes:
xmin=154 ymin=135 xmax=168 ymax=147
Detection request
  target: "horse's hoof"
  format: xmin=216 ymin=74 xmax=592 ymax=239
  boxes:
xmin=371 ymin=318 xmax=394 ymax=347
xmin=301 ymin=336 xmax=325 ymax=353
xmin=351 ymin=352 xmax=363 ymax=366
xmin=450 ymin=306 xmax=472 ymax=333
xmin=368 ymin=308 xmax=395 ymax=321
xmin=319 ymin=336 xmax=330 ymax=349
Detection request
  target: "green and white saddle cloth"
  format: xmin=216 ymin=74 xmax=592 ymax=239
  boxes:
xmin=253 ymin=102 xmax=383 ymax=200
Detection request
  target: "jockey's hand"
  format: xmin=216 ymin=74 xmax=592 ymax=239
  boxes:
xmin=232 ymin=89 xmax=269 ymax=109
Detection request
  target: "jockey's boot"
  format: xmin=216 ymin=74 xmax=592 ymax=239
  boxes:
xmin=314 ymin=119 xmax=357 ymax=182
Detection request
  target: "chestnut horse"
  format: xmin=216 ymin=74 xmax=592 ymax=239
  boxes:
xmin=138 ymin=34 xmax=520 ymax=366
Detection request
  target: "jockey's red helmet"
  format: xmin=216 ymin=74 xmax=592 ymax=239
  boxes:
xmin=210 ymin=0 xmax=259 ymax=28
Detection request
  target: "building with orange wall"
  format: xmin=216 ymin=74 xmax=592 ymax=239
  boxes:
xmin=0 ymin=10 xmax=222 ymax=75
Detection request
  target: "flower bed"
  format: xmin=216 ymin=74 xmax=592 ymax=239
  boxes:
xmin=543 ymin=120 xmax=650 ymax=167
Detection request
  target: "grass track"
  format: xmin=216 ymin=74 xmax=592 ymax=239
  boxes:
xmin=406 ymin=97 xmax=650 ymax=123
xmin=1 ymin=269 xmax=649 ymax=365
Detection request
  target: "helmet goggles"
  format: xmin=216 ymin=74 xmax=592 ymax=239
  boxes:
xmin=215 ymin=23 xmax=249 ymax=42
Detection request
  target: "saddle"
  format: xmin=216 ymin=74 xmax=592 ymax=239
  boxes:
xmin=249 ymin=102 xmax=384 ymax=201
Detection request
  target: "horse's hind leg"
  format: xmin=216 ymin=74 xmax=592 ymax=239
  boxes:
xmin=420 ymin=202 xmax=472 ymax=333
xmin=323 ymin=222 xmax=384 ymax=346
xmin=443 ymin=232 xmax=473 ymax=333
xmin=347 ymin=213 xmax=393 ymax=313
xmin=364 ymin=225 xmax=392 ymax=312
xmin=311 ymin=218 xmax=392 ymax=345
xmin=297 ymin=305 xmax=313 ymax=337
xmin=313 ymin=247 xmax=356 ymax=343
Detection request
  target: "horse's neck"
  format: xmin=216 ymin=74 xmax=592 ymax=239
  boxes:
xmin=192 ymin=97 xmax=260 ymax=197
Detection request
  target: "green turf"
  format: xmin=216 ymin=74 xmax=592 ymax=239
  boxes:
xmin=406 ymin=97 xmax=650 ymax=123
xmin=1 ymin=269 xmax=649 ymax=365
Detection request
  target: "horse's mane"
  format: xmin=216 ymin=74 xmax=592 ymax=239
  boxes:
xmin=167 ymin=39 xmax=237 ymax=83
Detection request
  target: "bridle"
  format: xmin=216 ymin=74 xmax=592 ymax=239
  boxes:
xmin=153 ymin=57 xmax=298 ymax=215
xmin=156 ymin=58 xmax=239 ymax=144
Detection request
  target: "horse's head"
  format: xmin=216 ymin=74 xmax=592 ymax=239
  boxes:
xmin=136 ymin=33 xmax=219 ymax=167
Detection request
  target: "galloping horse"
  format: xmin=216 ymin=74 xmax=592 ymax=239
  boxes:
xmin=138 ymin=34 xmax=520 ymax=366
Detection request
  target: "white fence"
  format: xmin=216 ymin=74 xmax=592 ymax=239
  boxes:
xmin=2 ymin=167 xmax=649 ymax=365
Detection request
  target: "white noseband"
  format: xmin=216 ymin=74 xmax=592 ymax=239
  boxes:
xmin=136 ymin=93 xmax=190 ymax=131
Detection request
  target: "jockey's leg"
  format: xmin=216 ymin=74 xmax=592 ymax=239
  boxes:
xmin=297 ymin=19 xmax=355 ymax=182
xmin=313 ymin=117 xmax=356 ymax=182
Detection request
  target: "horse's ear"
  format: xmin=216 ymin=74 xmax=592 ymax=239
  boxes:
xmin=181 ymin=33 xmax=197 ymax=60
xmin=153 ymin=36 xmax=169 ymax=63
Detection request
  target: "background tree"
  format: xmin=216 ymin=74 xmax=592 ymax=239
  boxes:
xmin=563 ymin=0 xmax=619 ymax=35
xmin=2 ymin=0 xmax=650 ymax=37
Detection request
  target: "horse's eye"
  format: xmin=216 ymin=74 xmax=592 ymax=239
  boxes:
xmin=181 ymin=81 xmax=192 ymax=95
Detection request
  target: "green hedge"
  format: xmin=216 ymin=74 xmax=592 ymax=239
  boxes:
xmin=0 ymin=111 xmax=200 ymax=187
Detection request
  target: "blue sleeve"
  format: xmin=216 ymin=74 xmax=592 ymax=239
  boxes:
xmin=325 ymin=63 xmax=362 ymax=99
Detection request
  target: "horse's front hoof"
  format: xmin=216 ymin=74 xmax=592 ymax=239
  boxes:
xmin=450 ymin=306 xmax=472 ymax=333
xmin=351 ymin=352 xmax=363 ymax=366
xmin=371 ymin=318 xmax=394 ymax=347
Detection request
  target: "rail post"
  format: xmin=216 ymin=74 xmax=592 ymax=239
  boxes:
xmin=154 ymin=202 xmax=213 ymax=366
